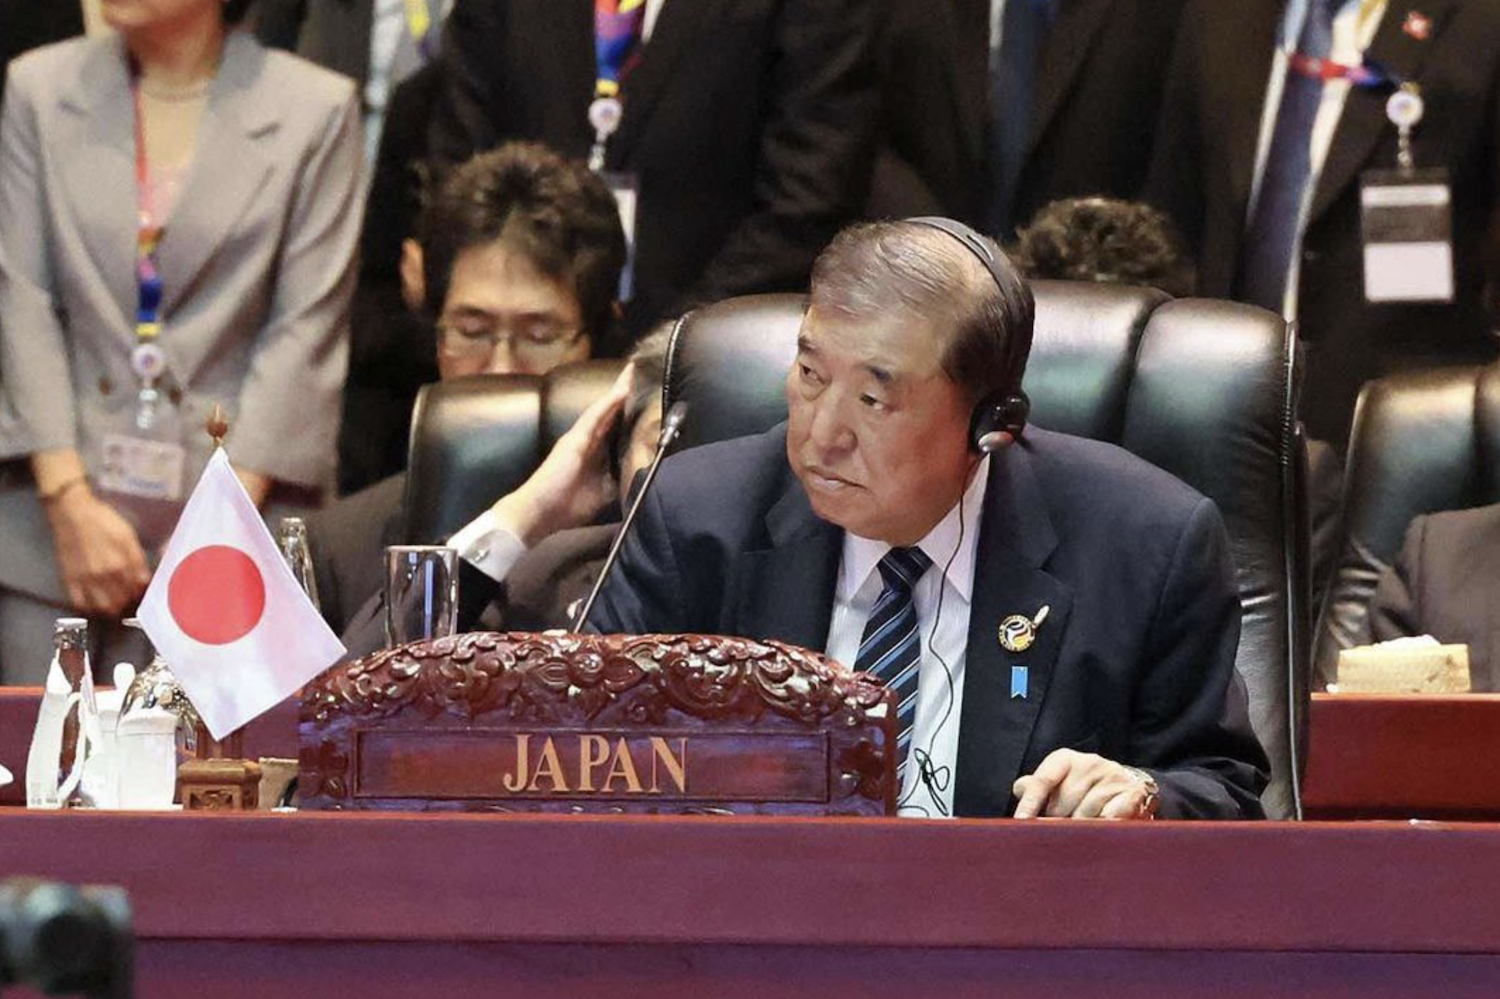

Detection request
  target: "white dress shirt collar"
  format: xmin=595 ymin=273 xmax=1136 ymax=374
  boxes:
xmin=836 ymin=456 xmax=991 ymax=608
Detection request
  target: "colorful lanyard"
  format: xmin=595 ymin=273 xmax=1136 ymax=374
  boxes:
xmin=403 ymin=0 xmax=438 ymax=61
xmin=1287 ymin=51 xmax=1397 ymax=88
xmin=588 ymin=0 xmax=645 ymax=169
xmin=130 ymin=77 xmax=169 ymax=388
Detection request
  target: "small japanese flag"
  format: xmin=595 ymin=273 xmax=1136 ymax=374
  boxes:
xmin=138 ymin=450 xmax=345 ymax=739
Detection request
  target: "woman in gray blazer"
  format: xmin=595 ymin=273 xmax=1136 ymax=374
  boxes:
xmin=0 ymin=0 xmax=365 ymax=681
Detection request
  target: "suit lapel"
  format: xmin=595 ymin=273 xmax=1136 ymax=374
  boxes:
xmin=1027 ymin=0 xmax=1116 ymax=161
xmin=1308 ymin=0 xmax=1458 ymax=225
xmin=1225 ymin=2 xmax=1285 ymax=234
xmin=729 ymin=479 xmax=841 ymax=653
xmin=54 ymin=38 xmax=137 ymax=336
xmin=609 ymin=0 xmax=723 ymax=164
xmin=953 ymin=441 xmax=1075 ymax=818
xmin=155 ymin=31 xmax=278 ymax=317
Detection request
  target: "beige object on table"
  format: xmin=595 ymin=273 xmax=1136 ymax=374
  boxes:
xmin=1336 ymin=640 xmax=1471 ymax=694
xmin=257 ymin=758 xmax=299 ymax=810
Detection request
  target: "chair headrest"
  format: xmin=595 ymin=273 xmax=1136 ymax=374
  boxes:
xmin=402 ymin=360 xmax=625 ymax=543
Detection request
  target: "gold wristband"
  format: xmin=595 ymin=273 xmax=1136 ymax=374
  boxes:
xmin=1121 ymin=766 xmax=1161 ymax=819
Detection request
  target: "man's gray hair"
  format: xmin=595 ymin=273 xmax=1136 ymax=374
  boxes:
xmin=808 ymin=221 xmax=1034 ymax=401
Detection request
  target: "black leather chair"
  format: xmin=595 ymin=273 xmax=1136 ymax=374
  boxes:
xmin=664 ymin=288 xmax=1308 ymax=819
xmin=1313 ymin=364 xmax=1500 ymax=683
xmin=400 ymin=360 xmax=626 ymax=544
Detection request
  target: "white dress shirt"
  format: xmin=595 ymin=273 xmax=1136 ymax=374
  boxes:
xmin=447 ymin=508 xmax=529 ymax=584
xmin=824 ymin=458 xmax=990 ymax=819
xmin=1248 ymin=0 xmax=1389 ymax=319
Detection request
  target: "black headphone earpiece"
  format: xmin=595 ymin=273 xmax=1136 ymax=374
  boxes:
xmin=969 ymin=390 xmax=1030 ymax=453
xmin=904 ymin=216 xmax=1031 ymax=450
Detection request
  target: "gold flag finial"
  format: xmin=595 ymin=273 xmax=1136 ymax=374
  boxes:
xmin=206 ymin=405 xmax=229 ymax=449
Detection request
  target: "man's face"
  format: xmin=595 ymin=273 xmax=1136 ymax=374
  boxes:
xmin=786 ymin=305 xmax=978 ymax=546
xmin=436 ymin=241 xmax=592 ymax=379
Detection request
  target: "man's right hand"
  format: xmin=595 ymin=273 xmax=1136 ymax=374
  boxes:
xmin=44 ymin=486 xmax=152 ymax=616
xmin=489 ymin=365 xmax=634 ymax=545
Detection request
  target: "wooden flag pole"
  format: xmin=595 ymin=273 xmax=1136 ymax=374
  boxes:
xmin=178 ymin=407 xmax=262 ymax=811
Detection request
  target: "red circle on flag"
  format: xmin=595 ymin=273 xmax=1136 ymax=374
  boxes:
xmin=167 ymin=545 xmax=266 ymax=645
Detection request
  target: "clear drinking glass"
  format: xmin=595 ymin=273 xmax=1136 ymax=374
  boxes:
xmin=384 ymin=546 xmax=460 ymax=647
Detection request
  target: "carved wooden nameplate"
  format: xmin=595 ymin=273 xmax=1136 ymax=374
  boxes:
xmin=299 ymin=632 xmax=896 ymax=815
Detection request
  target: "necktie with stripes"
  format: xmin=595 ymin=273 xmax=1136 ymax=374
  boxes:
xmin=855 ymin=546 xmax=933 ymax=778
xmin=1237 ymin=0 xmax=1337 ymax=312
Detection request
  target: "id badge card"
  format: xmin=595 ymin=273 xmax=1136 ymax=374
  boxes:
xmin=601 ymin=170 xmax=639 ymax=303
xmin=97 ymin=433 xmax=186 ymax=502
xmin=1359 ymin=168 xmax=1455 ymax=304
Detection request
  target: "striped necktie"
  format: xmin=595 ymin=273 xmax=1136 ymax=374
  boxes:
xmin=854 ymin=546 xmax=933 ymax=778
xmin=1237 ymin=0 xmax=1337 ymax=312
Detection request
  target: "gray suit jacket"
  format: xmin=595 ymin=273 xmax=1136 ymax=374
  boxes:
xmin=1365 ymin=503 xmax=1500 ymax=692
xmin=0 ymin=30 xmax=364 ymax=599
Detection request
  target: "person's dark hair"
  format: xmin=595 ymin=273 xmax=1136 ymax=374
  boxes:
xmin=1009 ymin=197 xmax=1196 ymax=299
xmin=808 ymin=221 xmax=1034 ymax=402
xmin=224 ymin=0 xmax=253 ymax=25
xmin=418 ymin=142 xmax=627 ymax=343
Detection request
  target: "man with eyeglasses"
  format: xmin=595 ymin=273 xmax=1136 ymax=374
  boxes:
xmin=306 ymin=141 xmax=632 ymax=639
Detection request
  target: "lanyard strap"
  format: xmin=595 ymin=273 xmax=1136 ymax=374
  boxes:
xmin=1287 ymin=51 xmax=1395 ymax=88
xmin=594 ymin=0 xmax=646 ymax=100
xmin=403 ymin=0 xmax=440 ymax=61
xmin=131 ymin=78 xmax=164 ymax=346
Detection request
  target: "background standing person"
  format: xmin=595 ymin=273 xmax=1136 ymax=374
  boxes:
xmin=0 ymin=0 xmax=364 ymax=681
xmin=1146 ymin=0 xmax=1500 ymax=448
xmin=427 ymin=0 xmax=881 ymax=346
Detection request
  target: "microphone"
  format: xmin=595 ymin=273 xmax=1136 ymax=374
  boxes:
xmin=569 ymin=401 xmax=689 ymax=632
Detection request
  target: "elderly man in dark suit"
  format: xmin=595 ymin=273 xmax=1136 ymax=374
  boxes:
xmin=587 ymin=219 xmax=1268 ymax=820
xmin=1146 ymin=0 xmax=1500 ymax=448
xmin=1362 ymin=503 xmax=1500 ymax=691
xmin=428 ymin=0 xmax=881 ymax=339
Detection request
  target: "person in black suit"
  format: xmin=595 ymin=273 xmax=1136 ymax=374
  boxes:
xmin=867 ymin=0 xmax=1186 ymax=235
xmin=0 ymin=0 xmax=85 ymax=108
xmin=1146 ymin=0 xmax=1500 ymax=448
xmin=587 ymin=219 xmax=1268 ymax=820
xmin=1361 ymin=503 xmax=1500 ymax=691
xmin=339 ymin=63 xmax=445 ymax=493
xmin=429 ymin=0 xmax=880 ymax=341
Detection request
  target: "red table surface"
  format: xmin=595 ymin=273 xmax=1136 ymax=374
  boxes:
xmin=0 ymin=811 xmax=1498 ymax=998
xmin=1301 ymin=692 xmax=1500 ymax=820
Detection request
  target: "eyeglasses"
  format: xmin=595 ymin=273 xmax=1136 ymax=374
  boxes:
xmin=436 ymin=317 xmax=585 ymax=364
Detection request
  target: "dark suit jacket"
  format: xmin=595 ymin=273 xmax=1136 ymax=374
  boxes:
xmin=1145 ymin=0 xmax=1500 ymax=447
xmin=339 ymin=64 xmax=444 ymax=494
xmin=867 ymin=0 xmax=1186 ymax=229
xmin=0 ymin=0 xmax=83 ymax=109
xmin=1364 ymin=503 xmax=1500 ymax=691
xmin=428 ymin=0 xmax=880 ymax=338
xmin=588 ymin=424 xmax=1269 ymax=819
xmin=253 ymin=0 xmax=373 ymax=84
xmin=306 ymin=473 xmax=408 ymax=635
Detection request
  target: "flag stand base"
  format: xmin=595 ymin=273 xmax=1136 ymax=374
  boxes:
xmin=179 ymin=726 xmax=261 ymax=811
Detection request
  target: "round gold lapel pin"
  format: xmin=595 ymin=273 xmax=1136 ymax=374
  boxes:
xmin=998 ymin=615 xmax=1035 ymax=653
